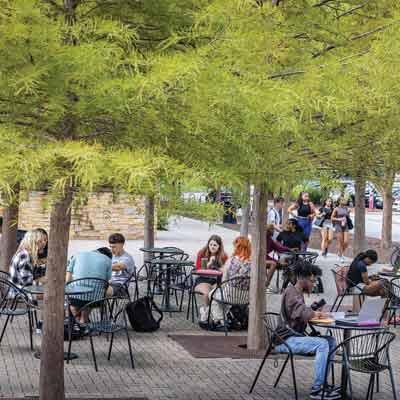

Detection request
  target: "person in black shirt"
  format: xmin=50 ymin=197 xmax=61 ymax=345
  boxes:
xmin=316 ymin=198 xmax=334 ymax=257
xmin=347 ymin=250 xmax=387 ymax=296
xmin=277 ymin=219 xmax=306 ymax=251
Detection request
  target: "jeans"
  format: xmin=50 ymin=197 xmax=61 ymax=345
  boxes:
xmin=297 ymin=218 xmax=312 ymax=240
xmin=275 ymin=335 xmax=336 ymax=389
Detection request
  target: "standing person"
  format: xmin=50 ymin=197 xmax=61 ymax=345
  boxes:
xmin=288 ymin=192 xmax=316 ymax=250
xmin=317 ymin=198 xmax=334 ymax=257
xmin=275 ymin=261 xmax=340 ymax=400
xmin=9 ymin=229 xmax=48 ymax=287
xmin=267 ymin=197 xmax=284 ymax=238
xmin=194 ymin=235 xmax=228 ymax=305
xmin=331 ymin=197 xmax=350 ymax=263
xmin=108 ymin=233 xmax=136 ymax=296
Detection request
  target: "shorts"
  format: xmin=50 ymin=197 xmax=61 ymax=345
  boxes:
xmin=335 ymin=224 xmax=348 ymax=233
xmin=195 ymin=276 xmax=218 ymax=287
xmin=322 ymin=221 xmax=333 ymax=230
xmin=111 ymin=283 xmax=129 ymax=297
xmin=68 ymin=298 xmax=90 ymax=309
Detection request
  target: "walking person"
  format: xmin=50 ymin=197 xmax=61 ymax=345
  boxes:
xmin=267 ymin=197 xmax=284 ymax=239
xmin=317 ymin=198 xmax=334 ymax=257
xmin=331 ymin=197 xmax=350 ymax=263
xmin=288 ymin=192 xmax=316 ymax=250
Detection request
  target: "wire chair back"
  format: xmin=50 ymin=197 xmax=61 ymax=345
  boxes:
xmin=263 ymin=312 xmax=283 ymax=346
xmin=80 ymin=296 xmax=129 ymax=333
xmin=389 ymin=278 xmax=400 ymax=305
xmin=214 ymin=276 xmax=250 ymax=305
xmin=341 ymin=331 xmax=395 ymax=370
xmin=0 ymin=278 xmax=36 ymax=311
xmin=0 ymin=270 xmax=10 ymax=281
xmin=65 ymin=277 xmax=108 ymax=303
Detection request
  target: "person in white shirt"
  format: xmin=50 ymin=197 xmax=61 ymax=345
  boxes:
xmin=267 ymin=197 xmax=284 ymax=239
xmin=108 ymin=233 xmax=136 ymax=296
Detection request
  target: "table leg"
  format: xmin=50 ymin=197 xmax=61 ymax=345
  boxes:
xmin=341 ymin=330 xmax=352 ymax=399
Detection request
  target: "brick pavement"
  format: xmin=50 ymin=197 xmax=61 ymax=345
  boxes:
xmin=0 ymin=218 xmax=399 ymax=399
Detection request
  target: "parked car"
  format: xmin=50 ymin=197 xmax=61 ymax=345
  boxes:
xmin=393 ymin=199 xmax=400 ymax=212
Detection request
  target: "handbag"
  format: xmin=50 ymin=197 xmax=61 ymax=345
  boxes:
xmin=314 ymin=216 xmax=325 ymax=228
xmin=346 ymin=215 xmax=354 ymax=230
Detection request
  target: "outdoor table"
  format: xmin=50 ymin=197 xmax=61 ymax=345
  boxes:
xmin=24 ymin=284 xmax=94 ymax=360
xmin=191 ymin=268 xmax=223 ymax=283
xmin=379 ymin=271 xmax=400 ymax=278
xmin=282 ymin=250 xmax=319 ymax=261
xmin=310 ymin=319 xmax=386 ymax=399
xmin=149 ymin=258 xmax=194 ymax=313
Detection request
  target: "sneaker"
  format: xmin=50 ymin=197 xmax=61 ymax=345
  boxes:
xmin=310 ymin=388 xmax=341 ymax=400
xmin=340 ymin=256 xmax=346 ymax=263
xmin=322 ymin=248 xmax=328 ymax=257
xmin=265 ymin=287 xmax=274 ymax=294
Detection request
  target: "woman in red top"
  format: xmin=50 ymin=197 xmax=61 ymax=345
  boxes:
xmin=194 ymin=235 xmax=228 ymax=305
xmin=265 ymin=224 xmax=290 ymax=290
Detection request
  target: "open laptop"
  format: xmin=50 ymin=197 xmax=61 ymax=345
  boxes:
xmin=333 ymin=297 xmax=386 ymax=327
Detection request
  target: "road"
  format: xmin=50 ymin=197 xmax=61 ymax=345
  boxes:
xmin=355 ymin=210 xmax=400 ymax=241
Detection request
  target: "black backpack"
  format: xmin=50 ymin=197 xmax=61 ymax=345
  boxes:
xmin=126 ymin=296 xmax=163 ymax=332
xmin=227 ymin=305 xmax=249 ymax=330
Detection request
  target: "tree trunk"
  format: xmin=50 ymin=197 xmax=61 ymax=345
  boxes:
xmin=144 ymin=195 xmax=155 ymax=261
xmin=39 ymin=187 xmax=73 ymax=400
xmin=0 ymin=191 xmax=20 ymax=271
xmin=381 ymin=177 xmax=394 ymax=249
xmin=240 ymin=183 xmax=251 ymax=237
xmin=353 ymin=177 xmax=366 ymax=255
xmin=247 ymin=182 xmax=267 ymax=350
xmin=282 ymin=189 xmax=292 ymax=226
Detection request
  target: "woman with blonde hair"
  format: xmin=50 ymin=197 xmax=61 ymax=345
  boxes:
xmin=10 ymin=229 xmax=48 ymax=287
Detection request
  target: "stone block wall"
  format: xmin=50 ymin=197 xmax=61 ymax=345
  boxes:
xmin=13 ymin=191 xmax=145 ymax=240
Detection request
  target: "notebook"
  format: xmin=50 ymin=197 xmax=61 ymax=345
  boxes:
xmin=334 ymin=297 xmax=386 ymax=327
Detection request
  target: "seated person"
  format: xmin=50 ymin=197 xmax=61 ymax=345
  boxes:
xmin=108 ymin=233 xmax=136 ymax=296
xmin=276 ymin=219 xmax=306 ymax=251
xmin=66 ymin=247 xmax=112 ymax=324
xmin=347 ymin=249 xmax=387 ymax=296
xmin=209 ymin=236 xmax=251 ymax=326
xmin=275 ymin=261 xmax=339 ymax=400
xmin=265 ymin=224 xmax=290 ymax=289
xmin=194 ymin=235 xmax=228 ymax=306
xmin=10 ymin=229 xmax=48 ymax=288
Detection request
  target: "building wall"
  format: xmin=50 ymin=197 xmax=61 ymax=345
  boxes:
xmin=15 ymin=191 xmax=145 ymax=240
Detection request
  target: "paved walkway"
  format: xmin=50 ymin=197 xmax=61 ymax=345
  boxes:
xmin=0 ymin=218 xmax=398 ymax=399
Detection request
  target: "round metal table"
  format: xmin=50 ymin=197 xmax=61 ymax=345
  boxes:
xmin=149 ymin=259 xmax=194 ymax=313
xmin=24 ymin=284 xmax=94 ymax=361
xmin=310 ymin=320 xmax=387 ymax=399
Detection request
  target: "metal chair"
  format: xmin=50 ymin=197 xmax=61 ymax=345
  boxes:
xmin=384 ymin=279 xmax=400 ymax=327
xmin=0 ymin=270 xmax=10 ymax=282
xmin=169 ymin=263 xmax=195 ymax=312
xmin=321 ymin=331 xmax=397 ymax=400
xmin=76 ymin=297 xmax=134 ymax=371
xmin=0 ymin=278 xmax=38 ymax=350
xmin=207 ymin=276 xmax=250 ymax=336
xmin=330 ymin=267 xmax=364 ymax=312
xmin=118 ymin=270 xmax=139 ymax=301
xmin=249 ymin=312 xmax=305 ymax=400
xmin=65 ymin=277 xmax=109 ymax=305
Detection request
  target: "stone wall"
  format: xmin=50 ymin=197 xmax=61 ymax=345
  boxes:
xmin=12 ymin=191 xmax=145 ymax=240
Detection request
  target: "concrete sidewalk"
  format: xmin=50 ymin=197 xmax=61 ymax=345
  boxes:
xmin=0 ymin=218 xmax=397 ymax=400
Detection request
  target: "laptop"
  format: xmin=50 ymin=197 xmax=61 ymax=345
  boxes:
xmin=333 ymin=297 xmax=386 ymax=327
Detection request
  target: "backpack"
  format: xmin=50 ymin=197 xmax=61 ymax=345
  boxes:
xmin=126 ymin=296 xmax=163 ymax=332
xmin=227 ymin=305 xmax=249 ymax=330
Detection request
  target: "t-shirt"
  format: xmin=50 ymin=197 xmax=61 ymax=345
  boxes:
xmin=347 ymin=259 xmax=368 ymax=286
xmin=276 ymin=230 xmax=304 ymax=250
xmin=111 ymin=250 xmax=136 ymax=285
xmin=67 ymin=251 xmax=112 ymax=282
xmin=267 ymin=208 xmax=282 ymax=226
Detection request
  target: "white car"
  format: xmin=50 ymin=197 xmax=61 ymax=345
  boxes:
xmin=393 ymin=199 xmax=400 ymax=212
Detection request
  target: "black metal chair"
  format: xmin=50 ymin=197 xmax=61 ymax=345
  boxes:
xmin=383 ymin=279 xmax=400 ymax=327
xmin=0 ymin=278 xmax=38 ymax=350
xmin=75 ymin=296 xmax=134 ymax=371
xmin=65 ymin=277 xmax=109 ymax=305
xmin=250 ymin=312 xmax=306 ymax=400
xmin=207 ymin=276 xmax=250 ymax=336
xmin=118 ymin=270 xmax=139 ymax=301
xmin=330 ymin=267 xmax=364 ymax=312
xmin=0 ymin=270 xmax=10 ymax=281
xmin=321 ymin=331 xmax=397 ymax=400
xmin=169 ymin=263 xmax=195 ymax=312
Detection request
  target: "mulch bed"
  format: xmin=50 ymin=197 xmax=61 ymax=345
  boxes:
xmin=168 ymin=334 xmax=265 ymax=359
